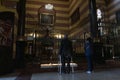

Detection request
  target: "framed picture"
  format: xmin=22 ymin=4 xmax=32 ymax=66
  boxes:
xmin=0 ymin=11 xmax=14 ymax=46
xmin=39 ymin=13 xmax=54 ymax=26
xmin=116 ymin=11 xmax=120 ymax=24
xmin=71 ymin=8 xmax=80 ymax=25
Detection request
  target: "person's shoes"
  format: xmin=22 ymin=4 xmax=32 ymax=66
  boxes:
xmin=66 ymin=71 xmax=70 ymax=74
xmin=86 ymin=71 xmax=92 ymax=74
xmin=61 ymin=71 xmax=66 ymax=74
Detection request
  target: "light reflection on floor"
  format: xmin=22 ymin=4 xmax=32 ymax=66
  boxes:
xmin=40 ymin=63 xmax=78 ymax=68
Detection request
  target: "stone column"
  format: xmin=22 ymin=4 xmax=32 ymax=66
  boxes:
xmin=89 ymin=0 xmax=98 ymax=38
xmin=17 ymin=0 xmax=26 ymax=36
xmin=16 ymin=0 xmax=26 ymax=68
xmin=89 ymin=0 xmax=105 ymax=64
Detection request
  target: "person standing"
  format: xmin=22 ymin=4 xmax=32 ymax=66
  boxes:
xmin=84 ymin=37 xmax=93 ymax=74
xmin=59 ymin=35 xmax=73 ymax=74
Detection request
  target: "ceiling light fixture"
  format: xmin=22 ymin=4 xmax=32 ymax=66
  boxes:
xmin=45 ymin=4 xmax=54 ymax=10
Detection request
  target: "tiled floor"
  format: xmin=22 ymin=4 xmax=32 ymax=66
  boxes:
xmin=0 ymin=68 xmax=120 ymax=80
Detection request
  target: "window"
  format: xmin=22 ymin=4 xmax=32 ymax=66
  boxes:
xmin=97 ymin=9 xmax=102 ymax=19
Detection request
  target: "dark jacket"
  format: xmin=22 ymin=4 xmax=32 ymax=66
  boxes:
xmin=59 ymin=38 xmax=73 ymax=57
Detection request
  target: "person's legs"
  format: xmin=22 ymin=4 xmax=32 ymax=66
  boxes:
xmin=66 ymin=57 xmax=71 ymax=73
xmin=86 ymin=56 xmax=93 ymax=72
xmin=61 ymin=56 xmax=66 ymax=73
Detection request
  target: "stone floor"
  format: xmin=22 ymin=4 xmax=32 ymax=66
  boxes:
xmin=0 ymin=60 xmax=120 ymax=80
xmin=0 ymin=68 xmax=120 ymax=80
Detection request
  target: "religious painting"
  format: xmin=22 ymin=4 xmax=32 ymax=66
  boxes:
xmin=0 ymin=11 xmax=15 ymax=73
xmin=39 ymin=13 xmax=54 ymax=26
xmin=116 ymin=10 xmax=120 ymax=24
xmin=0 ymin=11 xmax=14 ymax=46
xmin=71 ymin=8 xmax=80 ymax=25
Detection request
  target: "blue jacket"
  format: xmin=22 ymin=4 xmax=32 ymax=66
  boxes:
xmin=85 ymin=41 xmax=93 ymax=56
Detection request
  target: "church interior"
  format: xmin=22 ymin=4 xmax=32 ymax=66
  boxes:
xmin=0 ymin=0 xmax=120 ymax=80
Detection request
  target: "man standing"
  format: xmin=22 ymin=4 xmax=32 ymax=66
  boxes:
xmin=59 ymin=35 xmax=73 ymax=74
xmin=84 ymin=37 xmax=93 ymax=74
